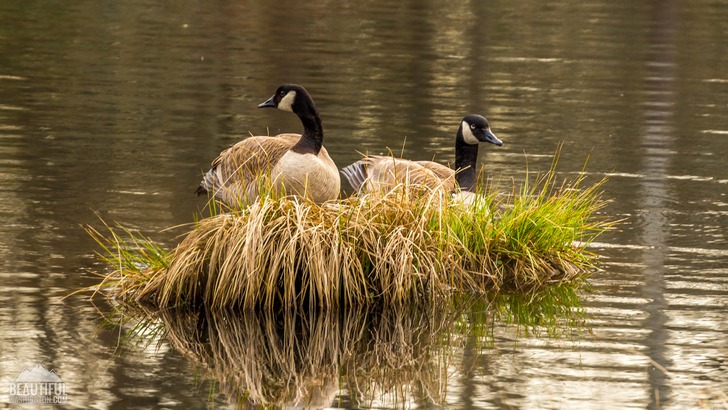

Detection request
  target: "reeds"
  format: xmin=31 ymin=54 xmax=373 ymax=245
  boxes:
xmin=85 ymin=221 xmax=170 ymax=303
xmin=87 ymin=152 xmax=613 ymax=310
xmin=453 ymin=153 xmax=609 ymax=292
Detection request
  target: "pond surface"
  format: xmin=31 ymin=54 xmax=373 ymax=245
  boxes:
xmin=1 ymin=0 xmax=727 ymax=408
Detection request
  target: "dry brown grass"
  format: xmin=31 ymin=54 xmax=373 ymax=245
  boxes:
xmin=87 ymin=153 xmax=614 ymax=310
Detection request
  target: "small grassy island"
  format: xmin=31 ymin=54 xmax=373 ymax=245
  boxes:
xmin=87 ymin=154 xmax=613 ymax=311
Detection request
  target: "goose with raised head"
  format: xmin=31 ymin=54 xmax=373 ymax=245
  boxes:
xmin=341 ymin=114 xmax=502 ymax=201
xmin=196 ymin=84 xmax=340 ymax=207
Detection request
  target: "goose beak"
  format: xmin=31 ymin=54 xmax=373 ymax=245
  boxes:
xmin=257 ymin=95 xmax=276 ymax=108
xmin=482 ymin=129 xmax=503 ymax=146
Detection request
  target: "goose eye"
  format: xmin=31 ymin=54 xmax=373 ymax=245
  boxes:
xmin=279 ymin=90 xmax=286 ymax=96
xmin=470 ymin=124 xmax=476 ymax=130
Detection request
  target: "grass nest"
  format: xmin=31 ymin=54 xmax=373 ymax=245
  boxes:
xmin=86 ymin=153 xmax=614 ymax=310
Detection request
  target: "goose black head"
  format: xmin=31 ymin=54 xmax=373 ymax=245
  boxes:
xmin=258 ymin=84 xmax=314 ymax=113
xmin=459 ymin=114 xmax=502 ymax=146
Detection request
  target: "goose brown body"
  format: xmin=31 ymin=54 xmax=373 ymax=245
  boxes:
xmin=341 ymin=114 xmax=502 ymax=198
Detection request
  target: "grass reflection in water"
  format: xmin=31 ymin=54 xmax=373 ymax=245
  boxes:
xmin=102 ymin=287 xmax=587 ymax=408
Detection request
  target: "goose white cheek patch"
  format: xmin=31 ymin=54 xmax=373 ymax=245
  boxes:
xmin=461 ymin=121 xmax=480 ymax=144
xmin=278 ymin=91 xmax=297 ymax=112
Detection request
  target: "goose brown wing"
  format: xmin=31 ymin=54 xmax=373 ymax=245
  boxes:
xmin=414 ymin=160 xmax=457 ymax=191
xmin=342 ymin=155 xmax=454 ymax=192
xmin=198 ymin=134 xmax=300 ymax=204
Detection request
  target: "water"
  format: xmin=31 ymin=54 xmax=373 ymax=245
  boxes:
xmin=1 ymin=0 xmax=727 ymax=408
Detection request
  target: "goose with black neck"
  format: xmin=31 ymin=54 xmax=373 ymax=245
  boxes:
xmin=341 ymin=114 xmax=502 ymax=202
xmin=196 ymin=84 xmax=340 ymax=208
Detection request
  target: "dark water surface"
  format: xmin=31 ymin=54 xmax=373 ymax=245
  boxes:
xmin=1 ymin=1 xmax=727 ymax=408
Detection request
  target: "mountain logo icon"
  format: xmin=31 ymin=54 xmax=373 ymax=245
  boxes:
xmin=14 ymin=364 xmax=63 ymax=383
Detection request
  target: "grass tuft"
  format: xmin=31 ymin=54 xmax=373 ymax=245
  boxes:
xmin=83 ymin=220 xmax=170 ymax=302
xmin=86 ymin=151 xmax=615 ymax=310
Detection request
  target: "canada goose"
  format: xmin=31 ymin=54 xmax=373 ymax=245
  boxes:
xmin=340 ymin=114 xmax=502 ymax=201
xmin=196 ymin=84 xmax=340 ymax=207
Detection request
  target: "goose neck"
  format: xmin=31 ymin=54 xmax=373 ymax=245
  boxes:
xmin=454 ymin=137 xmax=479 ymax=192
xmin=292 ymin=110 xmax=323 ymax=155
